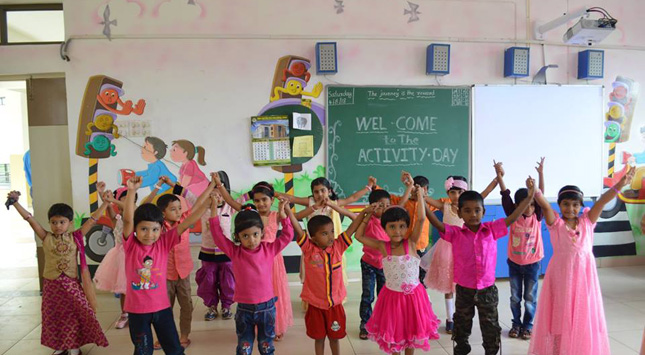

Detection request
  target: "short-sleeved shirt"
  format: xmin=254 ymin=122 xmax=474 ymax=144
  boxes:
xmin=389 ymin=195 xmax=430 ymax=251
xmin=361 ymin=216 xmax=390 ymax=269
xmin=299 ymin=231 xmax=352 ymax=309
xmin=164 ymin=214 xmax=193 ymax=280
xmin=124 ymin=228 xmax=180 ymax=313
xmin=500 ymin=189 xmax=544 ymax=265
xmin=441 ymin=219 xmax=508 ymax=290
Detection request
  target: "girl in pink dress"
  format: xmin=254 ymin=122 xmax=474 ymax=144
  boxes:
xmin=93 ymin=186 xmax=137 ymax=329
xmin=216 ymin=178 xmax=293 ymax=340
xmin=356 ymin=188 xmax=440 ymax=355
xmin=529 ymin=170 xmax=634 ymax=355
xmin=170 ymin=139 xmax=209 ymax=198
xmin=421 ymin=170 xmax=499 ymax=333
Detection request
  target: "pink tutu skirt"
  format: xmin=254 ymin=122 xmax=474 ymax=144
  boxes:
xmin=366 ymin=284 xmax=440 ymax=354
xmin=424 ymin=238 xmax=455 ymax=294
xmin=93 ymin=243 xmax=127 ymax=294
xmin=273 ymin=252 xmax=293 ymax=335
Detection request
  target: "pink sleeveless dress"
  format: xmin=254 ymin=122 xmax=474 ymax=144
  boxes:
xmin=425 ymin=203 xmax=462 ymax=294
xmin=93 ymin=215 xmax=127 ymax=294
xmin=263 ymin=211 xmax=293 ymax=335
xmin=366 ymin=240 xmax=440 ymax=353
xmin=529 ymin=208 xmax=611 ymax=355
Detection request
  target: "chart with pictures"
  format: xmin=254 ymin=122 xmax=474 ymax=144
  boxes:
xmin=251 ymin=115 xmax=291 ymax=166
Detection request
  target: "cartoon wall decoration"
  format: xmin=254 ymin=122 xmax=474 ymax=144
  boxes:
xmin=99 ymin=5 xmax=117 ymax=41
xmin=334 ymin=0 xmax=344 ymax=14
xmin=169 ymin=139 xmax=208 ymax=197
xmin=598 ymin=76 xmax=642 ymax=256
xmin=131 ymin=136 xmax=178 ymax=193
xmin=257 ymin=56 xmax=325 ymax=200
xmin=75 ymin=75 xmax=147 ymax=213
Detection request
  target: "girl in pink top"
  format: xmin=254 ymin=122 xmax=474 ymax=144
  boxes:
xmin=529 ymin=169 xmax=634 ymax=355
xmin=209 ymin=200 xmax=294 ymax=355
xmin=170 ymin=139 xmax=208 ymax=198
xmin=356 ymin=187 xmax=440 ymax=355
xmin=497 ymin=158 xmax=545 ymax=340
xmin=215 ymin=178 xmax=294 ymax=341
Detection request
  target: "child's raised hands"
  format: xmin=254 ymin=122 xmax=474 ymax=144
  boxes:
xmin=97 ymin=181 xmax=106 ymax=194
xmin=525 ymin=176 xmax=536 ymax=194
xmin=278 ymin=197 xmax=289 ymax=219
xmin=210 ymin=172 xmax=222 ymax=186
xmin=127 ymin=176 xmax=142 ymax=190
xmin=535 ymin=157 xmax=545 ymax=175
xmin=401 ymin=171 xmax=413 ymax=186
xmin=619 ymin=166 xmax=636 ymax=187
xmin=493 ymin=160 xmax=504 ymax=177
xmin=159 ymin=176 xmax=174 ymax=187
xmin=7 ymin=190 xmax=20 ymax=202
xmin=367 ymin=176 xmax=377 ymax=188
xmin=414 ymin=184 xmax=425 ymax=200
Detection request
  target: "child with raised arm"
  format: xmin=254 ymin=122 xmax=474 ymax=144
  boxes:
xmin=528 ymin=169 xmax=634 ymax=355
xmin=418 ymin=165 xmax=500 ymax=334
xmin=214 ymin=176 xmax=294 ymax=340
xmin=93 ymin=183 xmax=138 ymax=329
xmin=122 ymin=176 xmax=211 ymax=354
xmin=287 ymin=201 xmax=367 ymax=355
xmin=497 ymin=158 xmax=545 ymax=340
xmin=6 ymin=189 xmax=109 ymax=355
xmin=356 ymin=187 xmax=440 ymax=355
xmin=209 ymin=198 xmax=294 ymax=355
xmin=425 ymin=176 xmax=536 ymax=355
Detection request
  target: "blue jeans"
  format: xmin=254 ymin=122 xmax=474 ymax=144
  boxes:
xmin=235 ymin=297 xmax=276 ymax=355
xmin=359 ymin=260 xmax=386 ymax=331
xmin=128 ymin=307 xmax=183 ymax=355
xmin=507 ymin=259 xmax=540 ymax=330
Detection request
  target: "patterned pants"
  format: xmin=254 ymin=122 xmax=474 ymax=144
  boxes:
xmin=453 ymin=284 xmax=501 ymax=355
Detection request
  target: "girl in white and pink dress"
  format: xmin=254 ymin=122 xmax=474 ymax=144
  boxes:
xmin=529 ymin=173 xmax=634 ymax=355
xmin=93 ymin=186 xmax=137 ymax=329
xmin=356 ymin=189 xmax=439 ymax=355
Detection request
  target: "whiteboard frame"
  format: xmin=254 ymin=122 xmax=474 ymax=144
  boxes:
xmin=471 ymin=84 xmax=605 ymax=201
xmin=325 ymin=85 xmax=473 ymax=199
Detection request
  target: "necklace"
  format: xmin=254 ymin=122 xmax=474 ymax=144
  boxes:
xmin=564 ymin=219 xmax=580 ymax=243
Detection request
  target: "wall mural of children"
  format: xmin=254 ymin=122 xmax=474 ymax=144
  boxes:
xmin=170 ymin=139 xmax=209 ymax=199
xmin=135 ymin=136 xmax=177 ymax=193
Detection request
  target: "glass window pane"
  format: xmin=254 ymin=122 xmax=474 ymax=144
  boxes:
xmin=7 ymin=10 xmax=64 ymax=43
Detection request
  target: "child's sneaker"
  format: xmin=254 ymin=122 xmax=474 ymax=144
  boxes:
xmin=204 ymin=306 xmax=218 ymax=321
xmin=509 ymin=325 xmax=521 ymax=338
xmin=221 ymin=308 xmax=233 ymax=320
xmin=115 ymin=313 xmax=129 ymax=329
xmin=445 ymin=320 xmax=454 ymax=334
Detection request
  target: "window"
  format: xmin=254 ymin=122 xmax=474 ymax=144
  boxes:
xmin=0 ymin=164 xmax=10 ymax=187
xmin=0 ymin=4 xmax=64 ymax=45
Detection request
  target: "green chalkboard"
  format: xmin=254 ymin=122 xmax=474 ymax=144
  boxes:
xmin=327 ymin=86 xmax=470 ymax=201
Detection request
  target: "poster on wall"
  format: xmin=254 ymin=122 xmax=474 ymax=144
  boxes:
xmin=251 ymin=115 xmax=291 ymax=166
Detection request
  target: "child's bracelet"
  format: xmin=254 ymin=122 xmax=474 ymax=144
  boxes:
xmin=23 ymin=213 xmax=33 ymax=221
xmin=365 ymin=185 xmax=373 ymax=192
xmin=611 ymin=186 xmax=622 ymax=195
xmin=90 ymin=216 xmax=99 ymax=222
xmin=154 ymin=184 xmax=163 ymax=190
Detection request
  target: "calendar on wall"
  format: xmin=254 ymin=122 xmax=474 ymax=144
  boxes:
xmin=251 ymin=115 xmax=292 ymax=166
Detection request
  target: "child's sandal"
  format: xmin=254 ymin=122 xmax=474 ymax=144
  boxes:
xmin=275 ymin=334 xmax=284 ymax=341
xmin=508 ymin=326 xmax=520 ymax=338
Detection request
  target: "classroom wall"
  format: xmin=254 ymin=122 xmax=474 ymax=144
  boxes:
xmin=2 ymin=0 xmax=645 ymax=259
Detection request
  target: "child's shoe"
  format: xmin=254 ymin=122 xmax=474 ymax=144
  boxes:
xmin=359 ymin=328 xmax=369 ymax=340
xmin=115 ymin=313 xmax=128 ymax=329
xmin=445 ymin=320 xmax=454 ymax=334
xmin=221 ymin=308 xmax=233 ymax=320
xmin=204 ymin=306 xmax=218 ymax=321
xmin=509 ymin=325 xmax=521 ymax=338
xmin=520 ymin=328 xmax=532 ymax=340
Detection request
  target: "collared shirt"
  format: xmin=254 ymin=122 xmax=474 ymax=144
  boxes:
xmin=361 ymin=216 xmax=389 ymax=269
xmin=299 ymin=231 xmax=352 ymax=309
xmin=441 ymin=219 xmax=508 ymax=290
xmin=164 ymin=214 xmax=193 ymax=280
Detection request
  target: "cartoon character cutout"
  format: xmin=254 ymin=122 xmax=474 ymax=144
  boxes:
xmin=132 ymin=255 xmax=157 ymax=290
xmin=97 ymin=84 xmax=146 ymax=116
xmin=604 ymin=121 xmax=621 ymax=143
xmin=271 ymin=78 xmax=323 ymax=102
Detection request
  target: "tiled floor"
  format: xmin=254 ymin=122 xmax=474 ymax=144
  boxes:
xmin=2 ymin=211 xmax=645 ymax=354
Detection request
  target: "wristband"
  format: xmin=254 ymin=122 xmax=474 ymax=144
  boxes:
xmin=90 ymin=216 xmax=98 ymax=222
xmin=172 ymin=184 xmax=184 ymax=196
xmin=24 ymin=213 xmax=33 ymax=221
xmin=611 ymin=186 xmax=622 ymax=195
xmin=365 ymin=185 xmax=373 ymax=192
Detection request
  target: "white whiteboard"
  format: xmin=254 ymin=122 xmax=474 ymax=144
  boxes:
xmin=473 ymin=85 xmax=604 ymax=200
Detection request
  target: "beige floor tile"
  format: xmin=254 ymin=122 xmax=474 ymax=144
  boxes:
xmin=609 ymin=329 xmax=644 ymax=352
xmin=609 ymin=336 xmax=640 ymax=355
xmin=0 ymin=340 xmax=17 ymax=354
xmin=0 ymin=314 xmax=40 ymax=340
xmin=0 ymin=295 xmax=42 ymax=315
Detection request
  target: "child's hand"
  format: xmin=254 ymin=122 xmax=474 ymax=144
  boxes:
xmin=363 ymin=203 xmax=377 ymax=216
xmin=127 ymin=176 xmax=142 ymax=190
xmin=367 ymin=176 xmax=377 ymax=188
xmin=414 ymin=184 xmax=424 ymax=200
xmin=103 ymin=190 xmax=116 ymax=203
xmin=526 ymin=176 xmax=536 ymax=194
xmin=535 ymin=157 xmax=545 ymax=175
xmin=158 ymin=176 xmax=171 ymax=186
xmin=210 ymin=172 xmax=222 ymax=186
xmin=210 ymin=190 xmax=223 ymax=206
xmin=401 ymin=171 xmax=413 ymax=186
xmin=278 ymin=198 xmax=289 ymax=219
xmin=7 ymin=190 xmax=20 ymax=202
xmin=97 ymin=181 xmax=106 ymax=194
xmin=620 ymin=166 xmax=636 ymax=187
xmin=493 ymin=160 xmax=504 ymax=177
xmin=323 ymin=197 xmax=333 ymax=207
